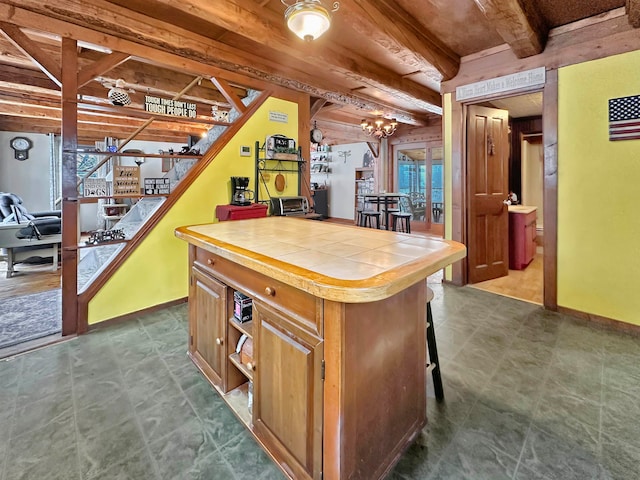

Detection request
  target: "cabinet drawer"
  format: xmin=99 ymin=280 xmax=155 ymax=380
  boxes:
xmin=194 ymin=248 xmax=321 ymax=336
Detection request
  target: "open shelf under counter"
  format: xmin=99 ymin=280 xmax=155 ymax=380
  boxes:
xmin=229 ymin=353 xmax=254 ymax=381
xmin=219 ymin=381 xmax=252 ymax=428
xmin=228 ymin=317 xmax=253 ymax=337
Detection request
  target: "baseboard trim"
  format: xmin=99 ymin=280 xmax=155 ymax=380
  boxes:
xmin=88 ymin=297 xmax=188 ymax=332
xmin=557 ymin=306 xmax=640 ymax=337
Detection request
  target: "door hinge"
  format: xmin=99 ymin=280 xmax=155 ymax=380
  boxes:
xmin=190 ymin=334 xmax=193 ymax=346
xmin=321 ymin=359 xmax=325 ymax=380
xmin=190 ymin=275 xmax=193 ymax=286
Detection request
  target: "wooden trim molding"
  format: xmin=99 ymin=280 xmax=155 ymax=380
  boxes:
xmin=450 ymin=99 xmax=466 ymax=285
xmin=542 ymin=69 xmax=558 ymax=310
xmin=557 ymin=306 xmax=640 ymax=337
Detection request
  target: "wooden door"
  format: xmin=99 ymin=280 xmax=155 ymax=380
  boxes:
xmin=467 ymin=105 xmax=510 ymax=283
xmin=252 ymin=301 xmax=323 ymax=480
xmin=189 ymin=266 xmax=227 ymax=386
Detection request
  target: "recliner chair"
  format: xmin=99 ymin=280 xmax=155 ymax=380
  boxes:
xmin=0 ymin=193 xmax=62 ymax=277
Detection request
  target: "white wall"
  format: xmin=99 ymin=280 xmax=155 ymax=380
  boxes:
xmin=0 ymin=132 xmax=53 ymax=211
xmin=322 ymin=142 xmax=372 ymax=220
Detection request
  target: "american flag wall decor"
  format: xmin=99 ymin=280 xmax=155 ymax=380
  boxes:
xmin=609 ymin=95 xmax=640 ymax=141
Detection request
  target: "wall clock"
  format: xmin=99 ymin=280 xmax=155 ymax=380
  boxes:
xmin=10 ymin=136 xmax=33 ymax=161
xmin=310 ymin=121 xmax=323 ymax=143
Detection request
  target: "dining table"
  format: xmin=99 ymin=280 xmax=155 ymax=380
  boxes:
xmin=364 ymin=192 xmax=406 ymax=230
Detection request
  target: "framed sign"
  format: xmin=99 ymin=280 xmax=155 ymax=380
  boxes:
xmin=456 ymin=67 xmax=546 ymax=101
xmin=144 ymin=178 xmax=171 ymax=195
xmin=83 ymin=178 xmax=108 ymax=197
xmin=113 ymin=166 xmax=140 ymax=196
xmin=144 ymin=95 xmax=197 ymax=118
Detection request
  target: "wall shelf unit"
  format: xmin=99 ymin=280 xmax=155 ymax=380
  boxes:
xmin=254 ymin=140 xmax=304 ymax=204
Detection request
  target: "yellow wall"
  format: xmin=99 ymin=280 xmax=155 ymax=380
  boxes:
xmin=558 ymin=51 xmax=640 ymax=325
xmin=88 ymin=97 xmax=300 ymax=324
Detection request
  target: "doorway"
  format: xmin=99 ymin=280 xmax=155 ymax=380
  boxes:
xmin=392 ymin=142 xmax=443 ymax=236
xmin=466 ymin=93 xmax=545 ymax=304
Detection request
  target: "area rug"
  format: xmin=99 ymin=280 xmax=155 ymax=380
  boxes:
xmin=0 ymin=289 xmax=62 ymax=350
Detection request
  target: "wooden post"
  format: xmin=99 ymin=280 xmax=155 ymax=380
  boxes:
xmin=543 ymin=69 xmax=558 ymax=310
xmin=61 ymin=37 xmax=78 ymax=335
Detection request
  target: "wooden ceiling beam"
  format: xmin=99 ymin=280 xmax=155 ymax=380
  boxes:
xmin=0 ymin=100 xmax=208 ymax=134
xmin=77 ymin=51 xmax=131 ymax=88
xmin=0 ymin=21 xmax=62 ymax=86
xmin=628 ymin=0 xmax=640 ymax=27
xmin=310 ymin=99 xmax=327 ymax=120
xmin=0 ymin=2 xmax=430 ymax=124
xmin=211 ymin=77 xmax=247 ymax=113
xmin=127 ymin=0 xmax=442 ymax=108
xmin=473 ymin=0 xmax=548 ymax=57
xmin=341 ymin=0 xmax=459 ymax=80
xmin=0 ymin=65 xmax=227 ymax=119
xmin=0 ymin=36 xmax=237 ymax=107
xmin=314 ymin=119 xmax=375 ymax=145
xmin=0 ymin=117 xmax=195 ymax=142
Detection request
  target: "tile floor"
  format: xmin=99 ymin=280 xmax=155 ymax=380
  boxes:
xmin=1 ymin=282 xmax=639 ymax=479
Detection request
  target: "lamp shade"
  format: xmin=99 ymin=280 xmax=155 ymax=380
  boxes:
xmin=285 ymin=2 xmax=332 ymax=41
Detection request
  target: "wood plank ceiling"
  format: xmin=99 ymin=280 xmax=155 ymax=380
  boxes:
xmin=0 ymin=0 xmax=633 ymax=146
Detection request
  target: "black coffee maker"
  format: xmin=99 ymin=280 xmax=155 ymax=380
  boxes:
xmin=230 ymin=176 xmax=255 ymax=206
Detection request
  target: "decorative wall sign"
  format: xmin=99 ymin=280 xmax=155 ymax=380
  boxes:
xmin=144 ymin=178 xmax=171 ymax=195
xmin=113 ymin=166 xmax=140 ymax=196
xmin=608 ymin=94 xmax=640 ymax=141
xmin=456 ymin=67 xmax=546 ymax=101
xmin=83 ymin=178 xmax=108 ymax=197
xmin=268 ymin=111 xmax=289 ymax=123
xmin=144 ymin=95 xmax=197 ymax=118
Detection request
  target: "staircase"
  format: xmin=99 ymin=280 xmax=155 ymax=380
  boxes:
xmin=76 ymin=89 xmax=262 ymax=292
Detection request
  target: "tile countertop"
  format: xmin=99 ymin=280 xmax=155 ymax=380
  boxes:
xmin=175 ymin=217 xmax=466 ymax=303
xmin=508 ymin=205 xmax=537 ymax=214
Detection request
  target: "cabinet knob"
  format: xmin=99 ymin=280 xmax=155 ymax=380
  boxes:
xmin=264 ymin=286 xmax=276 ymax=296
xmin=207 ymin=258 xmax=215 ymax=266
xmin=215 ymin=337 xmax=223 ymax=345
xmin=246 ymin=362 xmax=255 ymax=371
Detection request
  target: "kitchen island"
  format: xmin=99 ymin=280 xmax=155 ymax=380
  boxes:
xmin=175 ymin=217 xmax=466 ymax=480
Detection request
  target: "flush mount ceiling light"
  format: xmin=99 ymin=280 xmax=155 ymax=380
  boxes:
xmin=361 ymin=117 xmax=398 ymax=139
xmin=281 ymin=0 xmax=340 ymax=42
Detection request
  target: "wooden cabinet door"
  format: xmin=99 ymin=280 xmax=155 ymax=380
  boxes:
xmin=252 ymin=301 xmax=323 ymax=480
xmin=525 ymin=215 xmax=537 ymax=265
xmin=189 ymin=266 xmax=227 ymax=387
